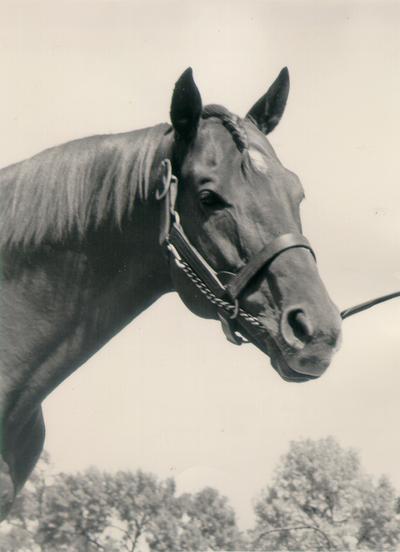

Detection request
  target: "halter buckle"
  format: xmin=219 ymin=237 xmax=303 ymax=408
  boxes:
xmin=229 ymin=299 xmax=240 ymax=319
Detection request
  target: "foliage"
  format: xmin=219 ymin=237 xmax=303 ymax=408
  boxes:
xmin=2 ymin=439 xmax=400 ymax=551
xmin=177 ymin=487 xmax=244 ymax=551
xmin=249 ymin=437 xmax=400 ymax=551
xmin=0 ymin=454 xmax=243 ymax=551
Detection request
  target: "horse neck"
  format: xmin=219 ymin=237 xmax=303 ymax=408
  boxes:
xmin=0 ymin=127 xmax=176 ymax=376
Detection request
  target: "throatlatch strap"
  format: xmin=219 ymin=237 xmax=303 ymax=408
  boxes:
xmin=225 ymin=234 xmax=315 ymax=300
xmin=157 ymin=159 xmax=178 ymax=245
xmin=168 ymin=223 xmax=226 ymax=297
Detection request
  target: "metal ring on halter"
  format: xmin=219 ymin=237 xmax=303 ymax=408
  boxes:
xmin=155 ymin=159 xmax=172 ymax=200
xmin=155 ymin=185 xmax=169 ymax=201
xmin=230 ymin=299 xmax=240 ymax=319
xmin=171 ymin=208 xmax=180 ymax=225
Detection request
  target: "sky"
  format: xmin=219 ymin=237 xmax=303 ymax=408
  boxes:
xmin=1 ymin=0 xmax=400 ymax=530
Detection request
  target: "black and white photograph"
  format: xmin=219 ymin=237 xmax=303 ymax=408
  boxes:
xmin=0 ymin=1 xmax=399 ymax=550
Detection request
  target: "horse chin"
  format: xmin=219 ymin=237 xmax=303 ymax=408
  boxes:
xmin=238 ymin=325 xmax=318 ymax=383
xmin=264 ymin=339 xmax=319 ymax=383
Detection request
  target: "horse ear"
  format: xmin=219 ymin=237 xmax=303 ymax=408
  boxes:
xmin=246 ymin=67 xmax=290 ymax=134
xmin=170 ymin=67 xmax=202 ymax=140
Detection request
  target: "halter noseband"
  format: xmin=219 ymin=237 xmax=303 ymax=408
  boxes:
xmin=157 ymin=159 xmax=316 ymax=345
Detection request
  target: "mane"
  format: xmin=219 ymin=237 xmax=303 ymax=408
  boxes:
xmin=0 ymin=123 xmax=170 ymax=249
xmin=0 ymin=106 xmax=254 ymax=250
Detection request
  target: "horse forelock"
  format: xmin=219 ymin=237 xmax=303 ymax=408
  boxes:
xmin=0 ymin=123 xmax=170 ymax=249
xmin=202 ymin=105 xmax=249 ymax=153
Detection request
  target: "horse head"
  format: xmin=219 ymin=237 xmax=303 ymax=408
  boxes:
xmin=166 ymin=68 xmax=342 ymax=382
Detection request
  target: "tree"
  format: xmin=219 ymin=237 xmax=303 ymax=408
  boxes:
xmin=104 ymin=469 xmax=182 ymax=552
xmin=0 ymin=451 xmax=53 ymax=552
xmin=0 ymin=453 xmax=243 ymax=551
xmin=356 ymin=475 xmax=400 ymax=550
xmin=249 ymin=437 xmax=400 ymax=551
xmin=36 ymin=468 xmax=114 ymax=551
xmin=177 ymin=487 xmax=245 ymax=551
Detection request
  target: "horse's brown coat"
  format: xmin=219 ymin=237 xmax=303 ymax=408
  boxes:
xmin=0 ymin=68 xmax=341 ymax=519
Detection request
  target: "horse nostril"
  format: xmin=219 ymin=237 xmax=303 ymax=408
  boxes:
xmin=290 ymin=309 xmax=314 ymax=342
xmin=282 ymin=308 xmax=314 ymax=349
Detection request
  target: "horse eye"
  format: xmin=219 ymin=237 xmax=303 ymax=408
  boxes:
xmin=198 ymin=190 xmax=224 ymax=208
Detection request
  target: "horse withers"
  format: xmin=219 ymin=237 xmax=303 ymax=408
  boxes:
xmin=0 ymin=67 xmax=341 ymax=518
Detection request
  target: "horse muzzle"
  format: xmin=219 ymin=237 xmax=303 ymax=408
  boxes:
xmin=237 ymin=317 xmax=341 ymax=383
xmin=233 ymin=296 xmax=342 ymax=382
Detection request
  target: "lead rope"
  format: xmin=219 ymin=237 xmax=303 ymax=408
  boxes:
xmin=340 ymin=291 xmax=400 ymax=320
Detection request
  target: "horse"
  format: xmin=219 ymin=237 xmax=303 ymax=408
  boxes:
xmin=0 ymin=67 xmax=342 ymax=519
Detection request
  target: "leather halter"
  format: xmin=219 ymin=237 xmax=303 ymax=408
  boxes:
xmin=157 ymin=158 xmax=400 ymax=344
xmin=157 ymin=159 xmax=316 ymax=345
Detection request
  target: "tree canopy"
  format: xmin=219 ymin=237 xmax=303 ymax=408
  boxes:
xmin=250 ymin=437 xmax=400 ymax=551
xmin=2 ymin=438 xmax=400 ymax=551
xmin=0 ymin=454 xmax=244 ymax=551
